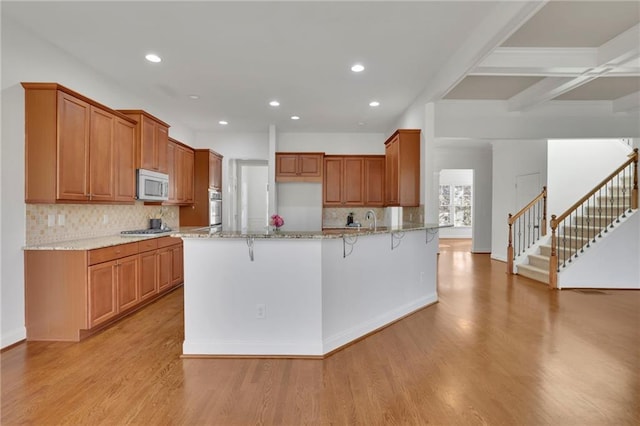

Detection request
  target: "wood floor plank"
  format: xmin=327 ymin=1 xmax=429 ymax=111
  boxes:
xmin=2 ymin=239 xmax=638 ymax=425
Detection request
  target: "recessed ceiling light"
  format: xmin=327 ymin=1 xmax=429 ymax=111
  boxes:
xmin=189 ymin=95 xmax=199 ymax=100
xmin=219 ymin=120 xmax=228 ymax=125
xmin=358 ymin=121 xmax=366 ymax=126
xmin=291 ymin=116 xmax=300 ymax=120
xmin=269 ymin=100 xmax=280 ymax=107
xmin=369 ymin=101 xmax=380 ymax=107
xmin=145 ymin=53 xmax=162 ymax=63
xmin=351 ymin=64 xmax=365 ymax=73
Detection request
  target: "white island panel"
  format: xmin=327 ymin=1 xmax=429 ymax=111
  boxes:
xmin=180 ymin=225 xmax=441 ymax=357
xmin=321 ymin=231 xmax=438 ymax=353
xmin=183 ymin=238 xmax=323 ymax=355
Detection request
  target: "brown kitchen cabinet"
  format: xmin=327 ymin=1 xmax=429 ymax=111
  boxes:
xmin=166 ymin=138 xmax=195 ymax=205
xmin=22 ymin=83 xmax=137 ymax=204
xmin=276 ymin=152 xmax=324 ymax=182
xmin=210 ymin=151 xmax=223 ymax=191
xmin=118 ymin=110 xmax=170 ymax=174
xmin=384 ymin=129 xmax=420 ymax=207
xmin=364 ymin=156 xmax=385 ymax=207
xmin=88 ymin=253 xmax=138 ymax=327
xmin=323 ymin=155 xmax=384 ymax=207
xmin=180 ymin=149 xmax=224 ymax=226
xmin=24 ymin=236 xmax=183 ymax=342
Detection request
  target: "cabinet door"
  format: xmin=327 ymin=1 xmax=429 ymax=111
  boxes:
xmin=298 ymin=154 xmax=322 ymax=178
xmin=158 ymin=248 xmax=172 ymax=292
xmin=276 ymin=154 xmax=299 ymax=178
xmin=88 ymin=261 xmax=117 ymax=327
xmin=175 ymin=145 xmax=185 ymax=202
xmin=323 ymin=157 xmax=343 ymax=206
xmin=156 ymin=124 xmax=169 ymax=174
xmin=167 ymin=141 xmax=177 ymax=202
xmin=364 ymin=157 xmax=385 ymax=207
xmin=89 ymin=107 xmax=115 ymax=201
xmin=385 ymin=138 xmax=399 ymax=205
xmin=140 ymin=116 xmax=156 ymax=171
xmin=139 ymin=250 xmax=158 ymax=301
xmin=210 ymin=153 xmax=223 ymax=190
xmin=57 ymin=91 xmax=90 ymax=201
xmin=171 ymin=244 xmax=184 ymax=286
xmin=117 ymin=255 xmax=139 ymax=312
xmin=183 ymin=148 xmax=195 ymax=203
xmin=342 ymin=157 xmax=364 ymax=206
xmin=114 ymin=117 xmax=136 ymax=202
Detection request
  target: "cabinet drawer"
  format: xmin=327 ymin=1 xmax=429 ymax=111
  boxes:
xmin=138 ymin=238 xmax=159 ymax=253
xmin=89 ymin=242 xmax=138 ymax=265
xmin=157 ymin=236 xmax=182 ymax=248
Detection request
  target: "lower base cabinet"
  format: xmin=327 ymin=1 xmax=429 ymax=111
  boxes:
xmin=24 ymin=236 xmax=183 ymax=341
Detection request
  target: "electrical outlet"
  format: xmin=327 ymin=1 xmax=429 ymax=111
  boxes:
xmin=256 ymin=303 xmax=266 ymax=319
xmin=58 ymin=214 xmax=65 ymax=226
xmin=103 ymin=214 xmax=109 ymax=224
xmin=47 ymin=214 xmax=55 ymax=227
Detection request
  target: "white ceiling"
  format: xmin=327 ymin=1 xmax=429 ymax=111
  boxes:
xmin=3 ymin=1 xmax=639 ymax=134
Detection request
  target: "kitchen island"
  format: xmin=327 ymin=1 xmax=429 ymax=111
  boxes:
xmin=175 ymin=224 xmax=442 ymax=357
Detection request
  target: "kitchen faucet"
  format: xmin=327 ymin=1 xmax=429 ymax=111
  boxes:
xmin=365 ymin=210 xmax=377 ymax=230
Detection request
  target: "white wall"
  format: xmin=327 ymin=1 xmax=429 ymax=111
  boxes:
xmin=1 ymin=18 xmax=195 ymax=347
xmin=434 ymin=144 xmax=493 ymax=253
xmin=491 ymin=140 xmax=547 ymax=261
xmin=438 ymin=169 xmax=473 ymax=239
xmin=559 ymin=212 xmax=639 ymax=289
xmin=547 ymin=139 xmax=632 ymax=218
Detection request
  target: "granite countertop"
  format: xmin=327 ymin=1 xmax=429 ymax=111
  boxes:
xmin=22 ymin=227 xmax=203 ymax=251
xmin=24 ymin=224 xmax=449 ymax=250
xmin=175 ymin=223 xmax=445 ymax=240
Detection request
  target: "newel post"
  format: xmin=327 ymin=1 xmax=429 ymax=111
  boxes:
xmin=632 ymin=149 xmax=638 ymax=210
xmin=549 ymin=215 xmax=558 ymax=289
xmin=507 ymin=214 xmax=514 ymax=275
xmin=541 ymin=186 xmax=547 ymax=236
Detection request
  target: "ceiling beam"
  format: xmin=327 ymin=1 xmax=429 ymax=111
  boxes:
xmin=507 ymin=24 xmax=640 ymax=111
xmin=403 ymin=0 xmax=548 ymax=111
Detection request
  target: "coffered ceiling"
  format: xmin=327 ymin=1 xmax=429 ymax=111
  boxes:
xmin=2 ymin=1 xmax=639 ymax=133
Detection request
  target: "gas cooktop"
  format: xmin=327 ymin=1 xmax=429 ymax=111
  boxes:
xmin=120 ymin=228 xmax=173 ymax=237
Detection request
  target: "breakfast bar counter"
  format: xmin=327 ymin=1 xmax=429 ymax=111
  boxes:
xmin=175 ymin=224 xmax=442 ymax=357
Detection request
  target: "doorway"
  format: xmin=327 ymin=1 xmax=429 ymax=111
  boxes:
xmin=438 ymin=169 xmax=474 ymax=241
xmin=232 ymin=160 xmax=268 ymax=232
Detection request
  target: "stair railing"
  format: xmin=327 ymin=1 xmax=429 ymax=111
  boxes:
xmin=507 ymin=186 xmax=547 ymax=275
xmin=549 ymin=148 xmax=638 ymax=288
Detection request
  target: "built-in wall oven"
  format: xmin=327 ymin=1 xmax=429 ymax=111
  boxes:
xmin=209 ymin=189 xmax=222 ymax=231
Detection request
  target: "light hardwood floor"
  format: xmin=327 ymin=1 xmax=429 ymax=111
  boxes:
xmin=2 ymin=238 xmax=639 ymax=425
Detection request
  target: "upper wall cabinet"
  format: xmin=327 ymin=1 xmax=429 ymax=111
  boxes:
xmin=118 ymin=110 xmax=170 ymax=174
xmin=22 ymin=83 xmax=138 ymax=204
xmin=166 ymin=138 xmax=195 ymax=205
xmin=384 ymin=129 xmax=420 ymax=207
xmin=275 ymin=152 xmax=324 ymax=182
xmin=179 ymin=149 xmax=223 ymax=227
xmin=323 ymin=155 xmax=385 ymax=207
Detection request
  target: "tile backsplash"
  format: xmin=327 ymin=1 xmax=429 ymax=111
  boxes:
xmin=322 ymin=205 xmax=424 ymax=229
xmin=26 ymin=203 xmax=179 ymax=246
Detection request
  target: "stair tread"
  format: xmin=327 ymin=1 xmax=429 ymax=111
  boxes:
xmin=529 ymin=253 xmax=550 ymax=261
xmin=518 ymin=264 xmax=547 ymax=273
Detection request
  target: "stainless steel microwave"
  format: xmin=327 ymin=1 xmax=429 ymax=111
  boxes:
xmin=136 ymin=169 xmax=169 ymax=201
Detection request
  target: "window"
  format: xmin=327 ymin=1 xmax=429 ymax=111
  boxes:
xmin=439 ymin=185 xmax=472 ymax=227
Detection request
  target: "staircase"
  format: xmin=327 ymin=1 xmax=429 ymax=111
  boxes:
xmin=510 ymin=149 xmax=638 ymax=287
